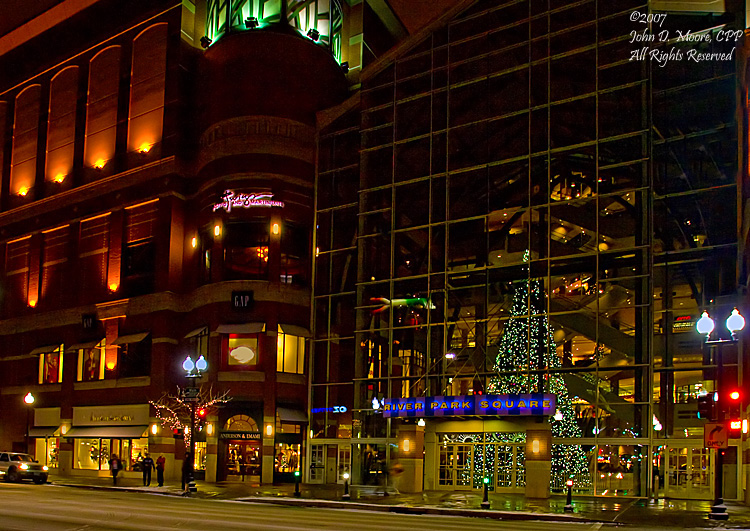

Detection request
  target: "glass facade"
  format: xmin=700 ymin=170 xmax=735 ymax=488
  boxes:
xmin=313 ymin=0 xmax=744 ymax=498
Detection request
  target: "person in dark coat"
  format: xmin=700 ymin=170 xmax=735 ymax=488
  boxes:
xmin=181 ymin=452 xmax=193 ymax=494
xmin=141 ymin=452 xmax=155 ymax=486
xmin=156 ymin=454 xmax=166 ymax=487
xmin=109 ymin=454 xmax=122 ymax=485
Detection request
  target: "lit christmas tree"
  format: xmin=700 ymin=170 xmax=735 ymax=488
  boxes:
xmin=487 ymin=276 xmax=591 ymax=489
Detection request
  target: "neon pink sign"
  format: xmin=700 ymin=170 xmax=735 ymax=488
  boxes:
xmin=213 ymin=190 xmax=285 ymax=212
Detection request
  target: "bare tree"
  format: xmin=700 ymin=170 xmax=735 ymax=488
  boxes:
xmin=150 ymin=385 xmax=231 ymax=447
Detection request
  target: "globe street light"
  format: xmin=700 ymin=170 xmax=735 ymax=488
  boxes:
xmin=24 ymin=393 xmax=35 ymax=454
xmin=183 ymin=355 xmax=207 ymax=493
xmin=697 ymin=308 xmax=745 ymax=521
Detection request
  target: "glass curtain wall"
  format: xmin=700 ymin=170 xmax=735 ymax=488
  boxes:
xmin=313 ymin=0 xmax=743 ymax=498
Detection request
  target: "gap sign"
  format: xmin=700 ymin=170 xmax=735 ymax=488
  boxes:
xmin=382 ymin=394 xmax=556 ymax=418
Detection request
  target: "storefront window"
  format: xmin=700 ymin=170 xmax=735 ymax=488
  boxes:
xmin=77 ymin=340 xmax=106 ymax=381
xmin=227 ymin=335 xmax=259 ymax=368
xmin=194 ymin=442 xmax=207 ymax=470
xmin=72 ymin=437 xmax=147 ymax=471
xmin=277 ymin=326 xmax=304 ymax=374
xmin=275 ymin=443 xmax=300 ymax=473
xmin=38 ymin=345 xmax=63 ymax=384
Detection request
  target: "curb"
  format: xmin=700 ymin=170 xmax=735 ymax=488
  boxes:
xmin=236 ymin=496 xmax=602 ymax=523
xmin=52 ymin=482 xmax=207 ymax=498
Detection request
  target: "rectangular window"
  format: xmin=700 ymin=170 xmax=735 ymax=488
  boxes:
xmin=77 ymin=340 xmax=106 ymax=381
xmin=277 ymin=326 xmax=305 ymax=374
xmin=38 ymin=345 xmax=63 ymax=384
xmin=73 ymin=437 xmax=147 ymax=471
xmin=227 ymin=335 xmax=259 ymax=368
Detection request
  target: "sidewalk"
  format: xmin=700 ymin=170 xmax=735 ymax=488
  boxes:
xmin=47 ymin=472 xmax=750 ymax=527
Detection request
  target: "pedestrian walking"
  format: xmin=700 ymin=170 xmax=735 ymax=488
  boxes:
xmin=181 ymin=452 xmax=193 ymax=494
xmin=142 ymin=452 xmax=155 ymax=486
xmin=156 ymin=454 xmax=166 ymax=487
xmin=109 ymin=454 xmax=122 ymax=486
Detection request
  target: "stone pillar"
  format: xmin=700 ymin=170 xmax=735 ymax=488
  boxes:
xmin=205 ymin=416 xmax=219 ymax=483
xmin=149 ymin=431 xmax=176 ymax=481
xmin=58 ymin=419 xmax=73 ymax=476
xmin=423 ymin=429 xmax=437 ymax=491
xmin=262 ymin=415 xmax=275 ymax=484
xmin=396 ymin=424 xmax=424 ymax=493
xmin=525 ymin=428 xmax=552 ymax=498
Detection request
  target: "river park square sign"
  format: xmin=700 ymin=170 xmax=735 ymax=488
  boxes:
xmin=382 ymin=394 xmax=556 ymax=418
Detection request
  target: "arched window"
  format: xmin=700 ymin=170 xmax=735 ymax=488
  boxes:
xmin=128 ymin=24 xmax=167 ymax=153
xmin=224 ymin=414 xmax=258 ymax=432
xmin=46 ymin=66 xmax=79 ymax=184
xmin=84 ymin=46 xmax=120 ymax=170
xmin=11 ymin=85 xmax=41 ymax=196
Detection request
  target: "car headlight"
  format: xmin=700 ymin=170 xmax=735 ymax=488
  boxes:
xmin=20 ymin=464 xmax=29 ymax=470
xmin=43 ymin=466 xmax=49 ymax=471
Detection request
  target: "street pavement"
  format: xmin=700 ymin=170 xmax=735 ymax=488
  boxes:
xmin=33 ymin=471 xmax=750 ymax=529
xmin=0 ymin=482 xmax=610 ymax=531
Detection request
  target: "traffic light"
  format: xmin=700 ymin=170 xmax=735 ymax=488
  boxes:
xmin=697 ymin=393 xmax=716 ymax=421
xmin=198 ymin=408 xmax=207 ymax=419
xmin=173 ymin=428 xmax=184 ymax=439
xmin=727 ymin=389 xmax=741 ymax=431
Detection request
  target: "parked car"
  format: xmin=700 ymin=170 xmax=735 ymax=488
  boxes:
xmin=0 ymin=452 xmax=48 ymax=484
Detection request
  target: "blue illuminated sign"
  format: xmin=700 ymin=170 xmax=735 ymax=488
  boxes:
xmin=311 ymin=406 xmax=348 ymax=414
xmin=382 ymin=394 xmax=556 ymax=418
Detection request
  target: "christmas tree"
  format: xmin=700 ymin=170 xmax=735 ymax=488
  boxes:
xmin=487 ymin=276 xmax=591 ymax=489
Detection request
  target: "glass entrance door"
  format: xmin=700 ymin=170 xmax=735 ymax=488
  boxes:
xmin=309 ymin=444 xmax=325 ymax=483
xmin=665 ymin=445 xmax=712 ymax=500
xmin=438 ymin=441 xmax=526 ymax=490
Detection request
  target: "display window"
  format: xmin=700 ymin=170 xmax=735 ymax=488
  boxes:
xmin=77 ymin=340 xmax=106 ymax=381
xmin=73 ymin=437 xmax=148 ymax=471
xmin=226 ymin=441 xmax=261 ymax=478
xmin=38 ymin=345 xmax=63 ymax=384
xmin=226 ymin=335 xmax=260 ymax=369
xmin=276 ymin=326 xmax=304 ymax=374
xmin=274 ymin=443 xmax=301 ymax=473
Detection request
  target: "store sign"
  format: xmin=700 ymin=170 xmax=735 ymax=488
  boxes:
xmin=311 ymin=406 xmax=348 ymax=414
xmin=220 ymin=431 xmax=261 ymax=440
xmin=73 ymin=404 xmax=150 ymax=426
xmin=382 ymin=394 xmax=556 ymax=418
xmin=232 ymin=291 xmax=254 ymax=310
xmin=213 ymin=190 xmax=284 ymax=212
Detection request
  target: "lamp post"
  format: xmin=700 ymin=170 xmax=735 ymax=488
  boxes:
xmin=183 ymin=354 xmax=208 ymax=494
xmin=697 ymin=309 xmax=745 ymax=521
xmin=24 ymin=392 xmax=35 ymax=454
xmin=342 ymin=472 xmax=350 ymax=500
xmin=481 ymin=476 xmax=490 ymax=509
xmin=564 ymin=479 xmax=574 ymax=512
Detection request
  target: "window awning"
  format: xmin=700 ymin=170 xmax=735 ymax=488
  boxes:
xmin=277 ymin=407 xmax=308 ymax=423
xmin=184 ymin=327 xmax=208 ymax=339
xmin=216 ymin=323 xmax=265 ymax=334
xmin=28 ymin=427 xmax=58 ymax=438
xmin=65 ymin=340 xmax=103 ymax=352
xmin=112 ymin=333 xmax=150 ymax=345
xmin=30 ymin=344 xmax=60 ymax=356
xmin=64 ymin=426 xmax=148 ymax=439
xmin=279 ymin=324 xmax=311 ymax=337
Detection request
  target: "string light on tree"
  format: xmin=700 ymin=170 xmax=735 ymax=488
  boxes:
xmin=487 ymin=270 xmax=591 ymax=489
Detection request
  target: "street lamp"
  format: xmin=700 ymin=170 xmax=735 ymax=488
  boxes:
xmin=481 ymin=476 xmax=490 ymax=509
xmin=342 ymin=472 xmax=350 ymax=500
xmin=24 ymin=393 xmax=35 ymax=454
xmin=697 ymin=308 xmax=745 ymax=521
xmin=564 ymin=479 xmax=574 ymax=512
xmin=183 ymin=355 xmax=207 ymax=493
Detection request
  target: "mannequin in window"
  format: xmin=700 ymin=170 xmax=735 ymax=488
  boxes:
xmin=84 ymin=349 xmax=99 ymax=381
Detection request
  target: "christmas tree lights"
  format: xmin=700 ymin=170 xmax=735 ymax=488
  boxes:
xmin=487 ymin=278 xmax=591 ymax=489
